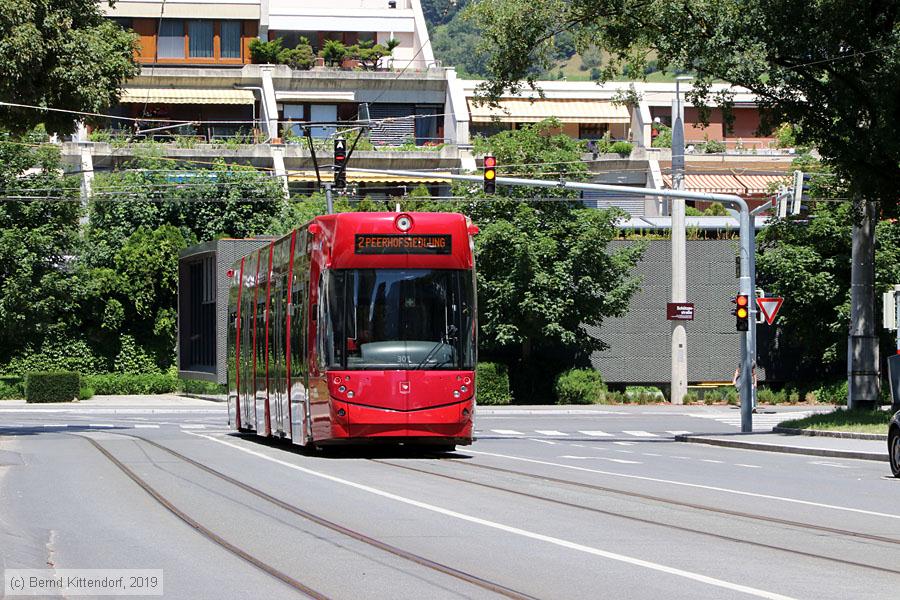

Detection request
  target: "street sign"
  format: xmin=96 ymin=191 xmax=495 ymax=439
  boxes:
xmin=666 ymin=302 xmax=694 ymax=321
xmin=756 ymin=296 xmax=784 ymax=325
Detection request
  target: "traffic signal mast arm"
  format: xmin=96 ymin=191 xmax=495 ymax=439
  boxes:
xmin=346 ymin=166 xmax=758 ymax=432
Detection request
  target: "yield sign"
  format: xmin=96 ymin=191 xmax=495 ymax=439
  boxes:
xmin=756 ymin=296 xmax=784 ymax=325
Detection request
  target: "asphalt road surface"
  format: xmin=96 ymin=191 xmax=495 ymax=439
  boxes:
xmin=1 ymin=399 xmax=897 ymax=599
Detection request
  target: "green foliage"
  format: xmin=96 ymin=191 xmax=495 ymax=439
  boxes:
xmin=421 ymin=0 xmax=468 ymax=26
xmin=609 ymin=141 xmax=633 ymax=156
xmin=684 ymin=206 xmax=703 ymax=216
xmin=431 ymin=14 xmax=491 ymax=78
xmin=25 ymin=371 xmax=80 ymax=403
xmin=0 ymin=4 xmax=138 ymax=134
xmin=114 ymin=335 xmax=160 ymax=374
xmin=651 ymin=123 xmax=672 ymax=148
xmin=554 ymin=369 xmax=605 ymax=404
xmin=812 ymin=380 xmax=849 ymax=405
xmin=624 ymin=386 xmax=664 ymax=404
xmin=704 ymin=139 xmax=726 ymax=153
xmin=779 ymin=409 xmax=889 ymax=434
xmin=279 ymin=44 xmax=315 ymax=70
xmin=320 ymin=40 xmax=349 ymax=65
xmin=774 ymin=123 xmax=798 ymax=149
xmin=476 ymin=362 xmax=512 ymax=405
xmin=85 ymin=372 xmax=178 ymax=395
xmin=703 ymin=202 xmax=727 ymax=216
xmin=79 ymin=385 xmax=95 ymax=400
xmin=347 ymin=40 xmax=394 ymax=70
xmin=249 ymin=38 xmax=284 ymax=64
xmin=178 ymin=378 xmax=227 ymax=395
xmin=0 ymin=381 xmax=21 ymax=399
xmin=5 ymin=339 xmax=106 ymax=377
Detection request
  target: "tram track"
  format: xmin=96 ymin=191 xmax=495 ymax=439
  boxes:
xmin=369 ymin=458 xmax=900 ymax=577
xmin=91 ymin=432 xmax=535 ymax=600
xmin=81 ymin=435 xmax=329 ymax=600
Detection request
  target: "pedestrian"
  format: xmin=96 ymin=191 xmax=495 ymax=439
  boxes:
xmin=732 ymin=361 xmax=758 ymax=412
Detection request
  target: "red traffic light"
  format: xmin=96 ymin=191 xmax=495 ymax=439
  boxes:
xmin=484 ymin=155 xmax=496 ymax=168
xmin=736 ymin=295 xmax=749 ymax=307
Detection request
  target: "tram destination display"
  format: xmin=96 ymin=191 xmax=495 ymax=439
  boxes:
xmin=355 ymin=234 xmax=452 ymax=255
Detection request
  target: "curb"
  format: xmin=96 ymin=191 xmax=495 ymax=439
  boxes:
xmin=772 ymin=426 xmax=887 ymax=441
xmin=675 ymin=434 xmax=888 ymax=462
xmin=176 ymin=393 xmax=227 ymax=403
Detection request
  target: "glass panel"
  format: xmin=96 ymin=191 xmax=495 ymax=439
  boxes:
xmin=189 ymin=20 xmax=214 ymax=58
xmin=327 ymin=269 xmax=476 ymax=370
xmin=283 ymin=104 xmax=305 ymax=138
xmin=158 ymin=20 xmax=185 ymax=59
xmin=221 ymin=21 xmax=241 ymax=59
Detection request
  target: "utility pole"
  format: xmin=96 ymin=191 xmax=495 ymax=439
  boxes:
xmin=670 ymin=75 xmax=691 ymax=405
xmin=324 ymin=183 xmax=334 ymax=214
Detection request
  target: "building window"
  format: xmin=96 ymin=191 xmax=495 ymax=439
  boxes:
xmin=158 ymin=20 xmax=185 ymax=59
xmin=579 ymin=124 xmax=609 ymax=140
xmin=189 ymin=20 xmax=214 ymax=58
xmin=220 ymin=21 xmax=242 ymax=59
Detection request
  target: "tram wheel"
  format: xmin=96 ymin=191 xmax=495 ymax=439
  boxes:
xmin=890 ymin=430 xmax=900 ymax=478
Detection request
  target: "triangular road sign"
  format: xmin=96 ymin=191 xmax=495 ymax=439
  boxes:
xmin=756 ymin=296 xmax=784 ymax=325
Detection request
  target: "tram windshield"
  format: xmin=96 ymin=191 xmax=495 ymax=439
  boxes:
xmin=323 ymin=269 xmax=476 ymax=370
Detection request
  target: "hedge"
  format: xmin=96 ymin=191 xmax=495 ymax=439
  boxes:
xmin=25 ymin=371 xmax=80 ymax=403
xmin=476 ymin=362 xmax=512 ymax=405
xmin=85 ymin=372 xmax=178 ymax=395
xmin=554 ymin=368 xmax=605 ymax=404
xmin=178 ymin=378 xmax=227 ymax=395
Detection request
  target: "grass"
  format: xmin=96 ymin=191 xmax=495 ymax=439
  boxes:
xmin=778 ymin=409 xmax=892 ymax=435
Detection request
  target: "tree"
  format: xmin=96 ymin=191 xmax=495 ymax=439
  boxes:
xmin=0 ymin=131 xmax=83 ymax=364
xmin=0 ymin=0 xmax=138 ymax=133
xmin=470 ymin=0 xmax=900 ymax=407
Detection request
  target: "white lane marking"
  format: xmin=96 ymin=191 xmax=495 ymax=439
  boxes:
xmin=534 ymin=430 xmax=567 ymax=436
xmin=615 ymin=450 xmax=634 ymax=454
xmin=623 ymin=431 xmax=658 ymax=437
xmin=579 ymin=430 xmax=613 ymax=437
xmin=642 ymin=453 xmax=662 ymax=457
xmin=88 ymin=424 xmax=115 ymax=428
xmin=671 ymin=456 xmax=691 ymax=460
xmin=809 ymin=461 xmax=853 ymax=469
xmin=179 ymin=424 xmax=206 ymax=429
xmin=491 ymin=429 xmax=523 ymax=435
xmin=465 ymin=449 xmax=900 ymax=521
xmin=192 ymin=434 xmax=794 ymax=600
xmin=42 ymin=424 xmax=67 ymax=428
xmin=529 ymin=438 xmax=557 ymax=445
xmin=735 ymin=464 xmax=762 ymax=469
xmin=613 ymin=441 xmax=637 ymax=446
xmin=702 ymin=459 xmax=724 ymax=464
xmin=667 ymin=431 xmax=692 ymax=436
xmin=571 ymin=444 xmax=586 ymax=448
xmin=134 ymin=424 xmax=160 ymax=429
xmin=560 ymin=455 xmax=642 ymax=465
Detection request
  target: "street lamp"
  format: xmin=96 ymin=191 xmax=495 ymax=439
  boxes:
xmin=670 ymin=74 xmax=692 ymax=405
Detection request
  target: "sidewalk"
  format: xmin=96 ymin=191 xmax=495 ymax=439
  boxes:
xmin=676 ymin=431 xmax=888 ymax=462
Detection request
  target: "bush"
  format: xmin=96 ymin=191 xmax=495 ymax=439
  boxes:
xmin=610 ymin=141 xmax=633 ymax=156
xmin=624 ymin=386 xmax=664 ymax=404
xmin=476 ymin=362 xmax=512 ymax=405
xmin=178 ymin=378 xmax=226 ymax=395
xmin=79 ymin=386 xmax=95 ymax=400
xmin=651 ymin=124 xmax=672 ymax=148
xmin=684 ymin=391 xmax=699 ymax=403
xmin=812 ymin=380 xmax=848 ymax=405
xmin=85 ymin=372 xmax=178 ymax=395
xmin=0 ymin=381 xmax=21 ymax=399
xmin=320 ymin=40 xmax=348 ymax=65
xmin=704 ymin=139 xmax=727 ymax=153
xmin=249 ymin=38 xmax=284 ymax=64
xmin=703 ymin=202 xmax=727 ymax=216
xmin=6 ymin=340 xmax=105 ymax=376
xmin=114 ymin=335 xmax=159 ymax=374
xmin=279 ymin=45 xmax=315 ymax=70
xmin=554 ymin=368 xmax=605 ymax=405
xmin=25 ymin=371 xmax=80 ymax=403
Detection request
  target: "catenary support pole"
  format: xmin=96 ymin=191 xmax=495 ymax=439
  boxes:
xmin=347 ymin=167 xmax=757 ymax=431
xmin=848 ymin=199 xmax=880 ymax=410
xmin=325 ymin=183 xmax=334 ymax=215
xmin=670 ymin=79 xmax=689 ymax=405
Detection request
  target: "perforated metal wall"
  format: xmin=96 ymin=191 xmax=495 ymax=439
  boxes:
xmin=587 ymin=239 xmax=759 ymax=384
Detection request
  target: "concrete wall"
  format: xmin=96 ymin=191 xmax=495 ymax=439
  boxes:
xmin=588 ymin=239 xmax=760 ymax=385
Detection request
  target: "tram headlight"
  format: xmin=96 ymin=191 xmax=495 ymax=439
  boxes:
xmin=453 ymin=390 xmax=461 ymax=398
xmin=347 ymin=391 xmax=354 ymax=399
xmin=338 ymin=385 xmax=346 ymax=393
xmin=460 ymin=385 xmax=467 ymax=393
xmin=395 ymin=214 xmax=413 ymax=232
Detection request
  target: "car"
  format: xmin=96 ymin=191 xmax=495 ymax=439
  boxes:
xmin=890 ymin=410 xmax=900 ymax=477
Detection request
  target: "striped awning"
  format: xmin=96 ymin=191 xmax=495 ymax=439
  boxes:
xmin=119 ymin=88 xmax=256 ymax=105
xmin=468 ymin=99 xmax=631 ymax=124
xmin=287 ymin=171 xmax=452 ymax=183
xmin=662 ymin=173 xmax=789 ymax=195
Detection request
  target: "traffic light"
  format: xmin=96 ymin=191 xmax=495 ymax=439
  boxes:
xmin=791 ymin=170 xmax=811 ymax=215
xmin=483 ymin=154 xmax=496 ymax=194
xmin=334 ymin=137 xmax=347 ymax=189
xmin=732 ymin=294 xmax=750 ymax=331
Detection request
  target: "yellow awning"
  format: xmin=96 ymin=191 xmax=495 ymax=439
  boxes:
xmin=468 ymin=99 xmax=631 ymax=124
xmin=119 ymin=88 xmax=256 ymax=105
xmin=288 ymin=171 xmax=452 ymax=183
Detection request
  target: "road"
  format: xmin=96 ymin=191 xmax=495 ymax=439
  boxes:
xmin=1 ymin=398 xmax=897 ymax=599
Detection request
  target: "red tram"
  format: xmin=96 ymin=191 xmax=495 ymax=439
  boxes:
xmin=227 ymin=212 xmax=478 ymax=450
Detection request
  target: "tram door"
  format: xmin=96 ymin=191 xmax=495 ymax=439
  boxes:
xmin=289 ymin=231 xmax=310 ymax=445
xmin=270 ymin=240 xmax=289 ymax=436
xmin=239 ymin=252 xmax=257 ymax=430
xmin=255 ymin=247 xmax=271 ymax=434
xmin=226 ymin=262 xmax=240 ymax=428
